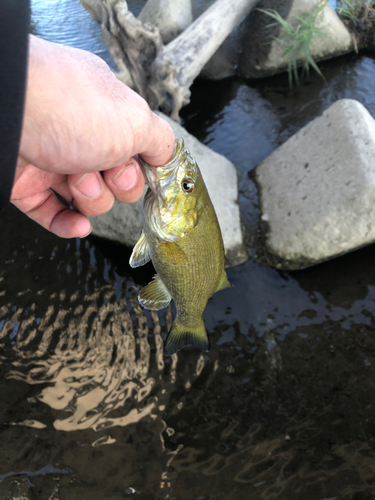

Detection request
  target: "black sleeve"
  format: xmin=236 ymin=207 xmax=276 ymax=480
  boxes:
xmin=0 ymin=0 xmax=30 ymax=210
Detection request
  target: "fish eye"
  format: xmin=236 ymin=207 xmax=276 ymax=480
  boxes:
xmin=182 ymin=179 xmax=195 ymax=193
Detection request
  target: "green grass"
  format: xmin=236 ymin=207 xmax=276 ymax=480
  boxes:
xmin=260 ymin=1 xmax=328 ymax=87
xmin=336 ymin=0 xmax=371 ymax=21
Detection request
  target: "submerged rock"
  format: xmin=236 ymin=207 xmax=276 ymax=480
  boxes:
xmin=90 ymin=112 xmax=248 ymax=267
xmin=238 ymin=0 xmax=353 ymax=79
xmin=256 ymin=99 xmax=375 ymax=270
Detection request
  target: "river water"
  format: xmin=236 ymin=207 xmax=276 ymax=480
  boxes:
xmin=1 ymin=1 xmax=375 ymax=499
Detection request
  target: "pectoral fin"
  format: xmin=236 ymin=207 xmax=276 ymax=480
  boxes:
xmin=215 ymin=271 xmax=232 ymax=293
xmin=164 ymin=318 xmax=209 ymax=356
xmin=129 ymin=231 xmax=151 ymax=268
xmin=139 ymin=275 xmax=172 ymax=311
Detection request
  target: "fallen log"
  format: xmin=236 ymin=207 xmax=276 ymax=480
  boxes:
xmin=81 ymin=0 xmax=259 ymax=120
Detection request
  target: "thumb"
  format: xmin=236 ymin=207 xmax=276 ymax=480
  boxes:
xmin=137 ymin=112 xmax=175 ymax=167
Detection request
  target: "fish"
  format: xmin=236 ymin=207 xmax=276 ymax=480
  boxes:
xmin=129 ymin=138 xmax=231 ymax=356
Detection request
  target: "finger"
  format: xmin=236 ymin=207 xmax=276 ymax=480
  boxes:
xmin=137 ymin=112 xmax=175 ymax=167
xmin=14 ymin=156 xmax=29 ymax=184
xmin=51 ymin=178 xmax=74 ymax=205
xmin=67 ymin=172 xmax=115 ymax=217
xmin=102 ymin=158 xmax=145 ymax=203
xmin=11 ymin=163 xmax=66 ymax=200
xmin=12 ymin=189 xmax=92 ymax=238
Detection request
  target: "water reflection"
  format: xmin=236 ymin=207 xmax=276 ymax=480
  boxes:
xmin=1 ymin=236 xmax=187 ymax=439
xmin=0 ymin=229 xmax=214 ymax=496
xmin=8 ymin=296 xmax=170 ymax=434
xmin=181 ymin=78 xmax=281 ymax=172
xmin=2 ymin=205 xmax=375 ymax=498
xmin=31 ymin=0 xmax=113 ymax=67
xmin=319 ymin=53 xmax=375 ymax=113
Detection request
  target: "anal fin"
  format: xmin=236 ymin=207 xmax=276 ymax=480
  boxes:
xmin=139 ymin=275 xmax=172 ymax=311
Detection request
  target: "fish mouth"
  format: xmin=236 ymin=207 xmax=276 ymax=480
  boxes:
xmin=139 ymin=138 xmax=185 ymax=194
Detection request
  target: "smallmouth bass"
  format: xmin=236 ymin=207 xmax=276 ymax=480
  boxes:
xmin=129 ymin=138 xmax=231 ymax=355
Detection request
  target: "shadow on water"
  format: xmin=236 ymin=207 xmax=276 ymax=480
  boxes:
xmin=2 ymin=1 xmax=375 ymax=499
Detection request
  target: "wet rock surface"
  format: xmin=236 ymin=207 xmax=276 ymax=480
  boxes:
xmin=256 ymin=99 xmax=375 ymax=270
xmin=89 ymin=111 xmax=248 ymax=268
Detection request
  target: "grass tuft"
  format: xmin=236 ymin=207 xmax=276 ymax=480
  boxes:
xmin=259 ymin=1 xmax=328 ymax=88
xmin=336 ymin=0 xmax=371 ymax=21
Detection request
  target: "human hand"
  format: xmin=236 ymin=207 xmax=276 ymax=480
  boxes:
xmin=11 ymin=35 xmax=175 ymax=238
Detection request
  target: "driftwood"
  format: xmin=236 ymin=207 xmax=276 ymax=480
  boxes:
xmin=82 ymin=0 xmax=259 ymax=120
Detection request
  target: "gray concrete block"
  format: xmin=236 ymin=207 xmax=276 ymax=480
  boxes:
xmin=138 ymin=0 xmax=193 ymax=44
xmin=256 ymin=99 xmax=375 ymax=270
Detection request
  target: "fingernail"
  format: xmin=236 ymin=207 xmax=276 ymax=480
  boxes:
xmin=80 ymin=227 xmax=92 ymax=239
xmin=111 ymin=163 xmax=138 ymax=190
xmin=74 ymin=173 xmax=102 ymax=198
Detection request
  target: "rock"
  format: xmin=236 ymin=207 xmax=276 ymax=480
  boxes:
xmin=89 ymin=197 xmax=143 ymax=251
xmin=195 ymin=0 xmax=243 ymax=81
xmin=80 ymin=0 xmax=104 ymax=23
xmin=138 ymin=0 xmax=194 ymax=44
xmin=199 ymin=27 xmax=242 ymax=80
xmin=151 ymin=0 xmax=258 ymax=119
xmin=238 ymin=0 xmax=353 ymax=79
xmin=90 ymin=112 xmax=248 ymax=267
xmin=256 ymin=99 xmax=375 ymax=270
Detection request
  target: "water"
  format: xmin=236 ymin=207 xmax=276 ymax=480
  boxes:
xmin=31 ymin=0 xmax=115 ymax=66
xmin=1 ymin=1 xmax=375 ymax=499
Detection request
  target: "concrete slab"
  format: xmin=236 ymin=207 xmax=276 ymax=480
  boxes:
xmin=256 ymin=99 xmax=375 ymax=270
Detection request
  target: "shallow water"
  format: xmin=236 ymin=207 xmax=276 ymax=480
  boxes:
xmin=1 ymin=1 xmax=375 ymax=499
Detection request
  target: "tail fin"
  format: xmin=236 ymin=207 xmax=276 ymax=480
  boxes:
xmin=164 ymin=318 xmax=210 ymax=356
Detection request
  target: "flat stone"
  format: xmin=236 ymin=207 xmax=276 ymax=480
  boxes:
xmin=238 ymin=0 xmax=353 ymax=79
xmin=256 ymin=99 xmax=375 ymax=270
xmin=90 ymin=112 xmax=248 ymax=267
